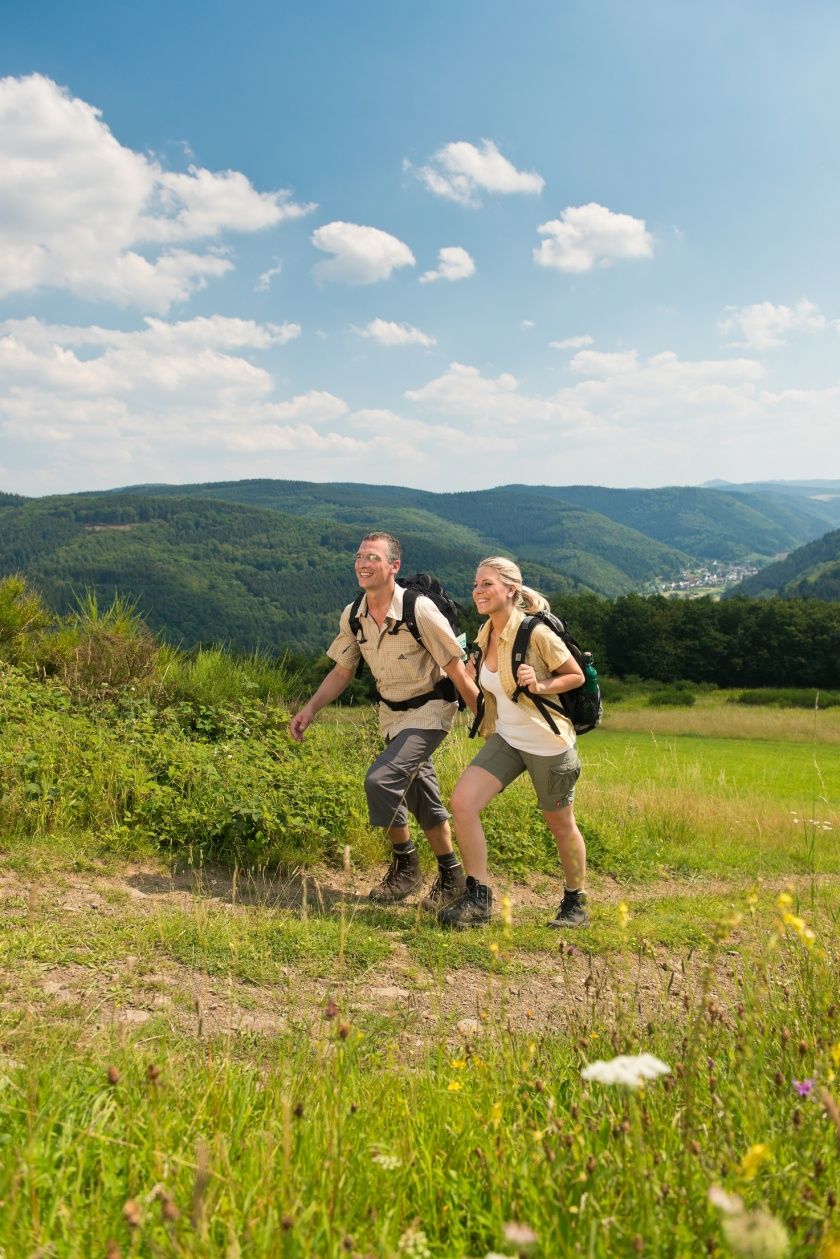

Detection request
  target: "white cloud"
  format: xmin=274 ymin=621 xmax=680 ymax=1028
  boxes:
xmin=521 ymin=319 xmax=536 ymax=330
xmin=419 ymin=246 xmax=476 ymax=284
xmin=0 ymin=74 xmax=314 ymax=311
xmin=0 ymin=315 xmax=348 ymax=490
xmin=355 ymin=319 xmax=436 ymax=348
xmin=414 ymin=140 xmax=544 ymax=206
xmin=350 ymin=408 xmax=515 ymax=458
xmin=311 ymin=221 xmax=415 ymax=284
xmin=550 ymin=334 xmax=594 ymax=350
xmin=255 ymin=260 xmax=283 ymax=292
xmin=534 ymin=203 xmax=653 ymax=273
xmin=719 ymin=299 xmax=826 ymax=348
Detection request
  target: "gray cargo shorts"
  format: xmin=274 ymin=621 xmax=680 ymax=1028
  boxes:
xmin=364 ymin=728 xmax=450 ymax=830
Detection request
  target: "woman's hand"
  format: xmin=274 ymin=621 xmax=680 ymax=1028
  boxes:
xmin=516 ymin=663 xmax=540 ymax=693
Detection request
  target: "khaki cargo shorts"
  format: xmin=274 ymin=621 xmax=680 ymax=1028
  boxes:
xmin=470 ymin=733 xmax=581 ymax=813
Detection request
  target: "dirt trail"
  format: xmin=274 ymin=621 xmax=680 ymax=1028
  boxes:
xmin=0 ymin=860 xmax=815 ymax=1047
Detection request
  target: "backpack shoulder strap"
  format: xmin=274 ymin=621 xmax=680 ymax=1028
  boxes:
xmin=509 ymin=614 xmax=539 ymax=692
xmin=392 ymin=587 xmax=423 ymax=644
xmin=348 ymin=593 xmax=365 ymax=641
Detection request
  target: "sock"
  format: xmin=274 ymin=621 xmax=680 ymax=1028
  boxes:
xmin=392 ymin=840 xmax=416 ymax=857
xmin=564 ymin=886 xmax=582 ymax=896
xmin=437 ymin=851 xmax=461 ymax=869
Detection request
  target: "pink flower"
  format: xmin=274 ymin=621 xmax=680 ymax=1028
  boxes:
xmin=793 ymin=1078 xmax=814 ymax=1097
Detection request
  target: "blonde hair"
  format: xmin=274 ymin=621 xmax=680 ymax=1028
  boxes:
xmin=477 ymin=556 xmax=550 ymax=614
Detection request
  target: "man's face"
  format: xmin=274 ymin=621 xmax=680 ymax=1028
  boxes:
xmin=354 ymin=540 xmax=399 ymax=591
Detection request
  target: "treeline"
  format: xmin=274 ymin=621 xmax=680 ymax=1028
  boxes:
xmin=546 ymin=593 xmax=840 ymax=689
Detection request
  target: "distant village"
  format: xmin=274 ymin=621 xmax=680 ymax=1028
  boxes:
xmin=650 ymin=559 xmax=762 ymax=598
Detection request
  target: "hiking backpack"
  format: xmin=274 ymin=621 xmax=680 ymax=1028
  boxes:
xmin=348 ymin=573 xmax=468 ymax=711
xmin=469 ymin=610 xmax=603 ymax=738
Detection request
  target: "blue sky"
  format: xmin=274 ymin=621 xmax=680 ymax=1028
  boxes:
xmin=2 ymin=0 xmax=839 ymax=495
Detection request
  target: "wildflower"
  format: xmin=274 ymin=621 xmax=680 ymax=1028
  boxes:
xmin=819 ymin=1239 xmax=840 ymax=1259
xmin=581 ymin=1053 xmax=671 ymax=1091
xmin=739 ymin=1143 xmax=773 ymax=1180
xmin=776 ymin=892 xmax=793 ymax=909
xmin=398 ymin=1224 xmax=432 ymax=1258
xmin=618 ymin=902 xmax=630 ymax=930
xmin=447 ymin=1080 xmax=463 ymax=1092
xmin=501 ymin=893 xmax=513 ymax=930
xmin=491 ymin=1100 xmax=503 ymax=1126
xmin=449 ymin=1058 xmax=467 ymax=1070
xmin=830 ymin=1042 xmax=840 ymax=1069
xmin=722 ymin=1209 xmax=789 ymax=1258
xmin=746 ymin=889 xmax=758 ymax=915
xmin=504 ymin=1220 xmax=538 ymax=1248
xmin=793 ymin=1079 xmax=814 ymax=1097
xmin=371 ymin=1150 xmax=402 ymax=1170
xmin=324 ymin=996 xmax=339 ymax=1020
xmin=122 ymin=1200 xmax=142 ymax=1228
xmin=489 ymin=941 xmax=500 ymax=955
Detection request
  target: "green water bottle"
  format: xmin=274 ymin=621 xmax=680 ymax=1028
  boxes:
xmin=582 ymin=652 xmax=599 ymax=693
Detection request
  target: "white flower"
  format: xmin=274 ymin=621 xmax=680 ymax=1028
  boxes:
xmin=581 ymin=1053 xmax=671 ymax=1090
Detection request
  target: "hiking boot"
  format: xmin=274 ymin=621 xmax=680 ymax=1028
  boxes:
xmin=438 ymin=876 xmax=493 ymax=929
xmin=547 ymin=889 xmax=589 ymax=929
xmin=368 ymin=849 xmax=423 ymax=904
xmin=420 ymin=861 xmax=466 ymax=911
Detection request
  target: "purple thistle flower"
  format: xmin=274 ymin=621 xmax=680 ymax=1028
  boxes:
xmin=793 ymin=1078 xmax=814 ymax=1097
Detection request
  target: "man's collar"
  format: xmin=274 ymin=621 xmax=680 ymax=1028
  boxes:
xmin=361 ymin=582 xmax=403 ymax=624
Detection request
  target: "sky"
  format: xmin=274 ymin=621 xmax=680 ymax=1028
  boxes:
xmin=2 ymin=0 xmax=840 ymax=497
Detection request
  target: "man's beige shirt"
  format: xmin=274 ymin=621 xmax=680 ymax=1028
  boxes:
xmin=474 ymin=605 xmax=575 ymax=745
xmin=327 ymin=585 xmax=462 ymax=738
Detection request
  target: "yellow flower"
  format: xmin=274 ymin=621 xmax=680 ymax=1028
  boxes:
xmin=489 ymin=941 xmax=500 ymax=955
xmin=830 ymin=1042 xmax=840 ymax=1069
xmin=491 ymin=1101 xmax=503 ymax=1126
xmin=819 ymin=1238 xmax=840 ymax=1259
xmin=501 ymin=893 xmax=513 ymax=930
xmin=618 ymin=902 xmax=630 ymax=930
xmin=746 ymin=889 xmax=758 ymax=914
xmin=447 ymin=1080 xmax=463 ymax=1092
xmin=740 ymin=1143 xmax=773 ymax=1180
xmin=776 ymin=892 xmax=793 ymax=910
xmin=449 ymin=1058 xmax=466 ymax=1070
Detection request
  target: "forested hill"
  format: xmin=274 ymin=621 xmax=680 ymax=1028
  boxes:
xmin=0 ymin=492 xmax=592 ymax=655
xmin=114 ymin=477 xmax=829 ymax=564
xmin=730 ymin=528 xmax=840 ymax=601
xmin=500 ymin=484 xmax=828 ymax=560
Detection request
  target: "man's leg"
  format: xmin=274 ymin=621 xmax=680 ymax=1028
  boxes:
xmin=402 ymin=751 xmax=468 ymax=909
xmin=365 ymin=729 xmax=448 ymax=904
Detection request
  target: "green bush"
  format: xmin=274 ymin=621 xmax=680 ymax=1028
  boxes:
xmin=732 ymin=688 xmax=840 ymax=709
xmin=647 ymin=687 xmax=696 ymax=707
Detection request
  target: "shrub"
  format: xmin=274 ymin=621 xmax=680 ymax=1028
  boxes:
xmin=732 ymin=688 xmax=840 ymax=709
xmin=647 ymin=688 xmax=696 ymax=707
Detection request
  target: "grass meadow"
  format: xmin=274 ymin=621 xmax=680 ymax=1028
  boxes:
xmin=0 ymin=656 xmax=838 ymax=1258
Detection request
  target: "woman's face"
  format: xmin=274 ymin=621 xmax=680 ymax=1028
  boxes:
xmin=472 ymin=565 xmax=515 ymax=615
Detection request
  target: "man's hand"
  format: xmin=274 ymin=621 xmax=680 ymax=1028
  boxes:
xmin=290 ymin=707 xmax=314 ymax=742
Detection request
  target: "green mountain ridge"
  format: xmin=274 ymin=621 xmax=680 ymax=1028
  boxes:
xmin=730 ymin=527 xmax=840 ymax=600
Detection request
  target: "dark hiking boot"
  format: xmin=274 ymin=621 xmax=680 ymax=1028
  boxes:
xmin=547 ymin=889 xmax=589 ymax=928
xmin=368 ymin=849 xmax=423 ymax=904
xmin=420 ymin=861 xmax=467 ymax=911
xmin=438 ymin=876 xmax=493 ymax=929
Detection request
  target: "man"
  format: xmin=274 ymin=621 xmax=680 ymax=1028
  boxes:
xmin=290 ymin=532 xmax=478 ymax=908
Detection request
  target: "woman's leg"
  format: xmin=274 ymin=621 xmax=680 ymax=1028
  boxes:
xmin=542 ymin=804 xmax=587 ymax=891
xmin=449 ymin=765 xmax=504 ymax=883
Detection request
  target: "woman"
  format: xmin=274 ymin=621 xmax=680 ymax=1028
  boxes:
xmin=440 ymin=556 xmax=589 ymax=930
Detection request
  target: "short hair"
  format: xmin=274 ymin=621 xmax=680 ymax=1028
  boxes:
xmin=360 ymin=532 xmax=402 ymax=563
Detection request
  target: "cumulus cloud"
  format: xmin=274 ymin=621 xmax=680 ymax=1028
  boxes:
xmin=419 ymin=246 xmax=476 ymax=284
xmin=311 ymin=222 xmax=415 ymax=284
xmin=413 ymin=140 xmax=544 ymax=206
xmin=350 ymin=408 xmax=515 ymax=459
xmin=355 ymin=319 xmax=436 ymax=347
xmin=719 ymin=299 xmax=826 ymax=348
xmin=0 ymin=74 xmax=314 ymax=311
xmin=0 ymin=315 xmax=352 ymax=490
xmin=550 ymin=334 xmax=594 ymax=350
xmin=534 ymin=203 xmax=653 ymax=273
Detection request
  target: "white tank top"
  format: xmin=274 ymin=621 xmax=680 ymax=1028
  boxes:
xmin=480 ymin=664 xmax=572 ymax=755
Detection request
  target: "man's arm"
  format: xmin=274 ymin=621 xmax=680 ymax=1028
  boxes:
xmin=442 ymin=657 xmax=480 ymax=715
xmin=290 ymin=664 xmax=355 ymax=741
